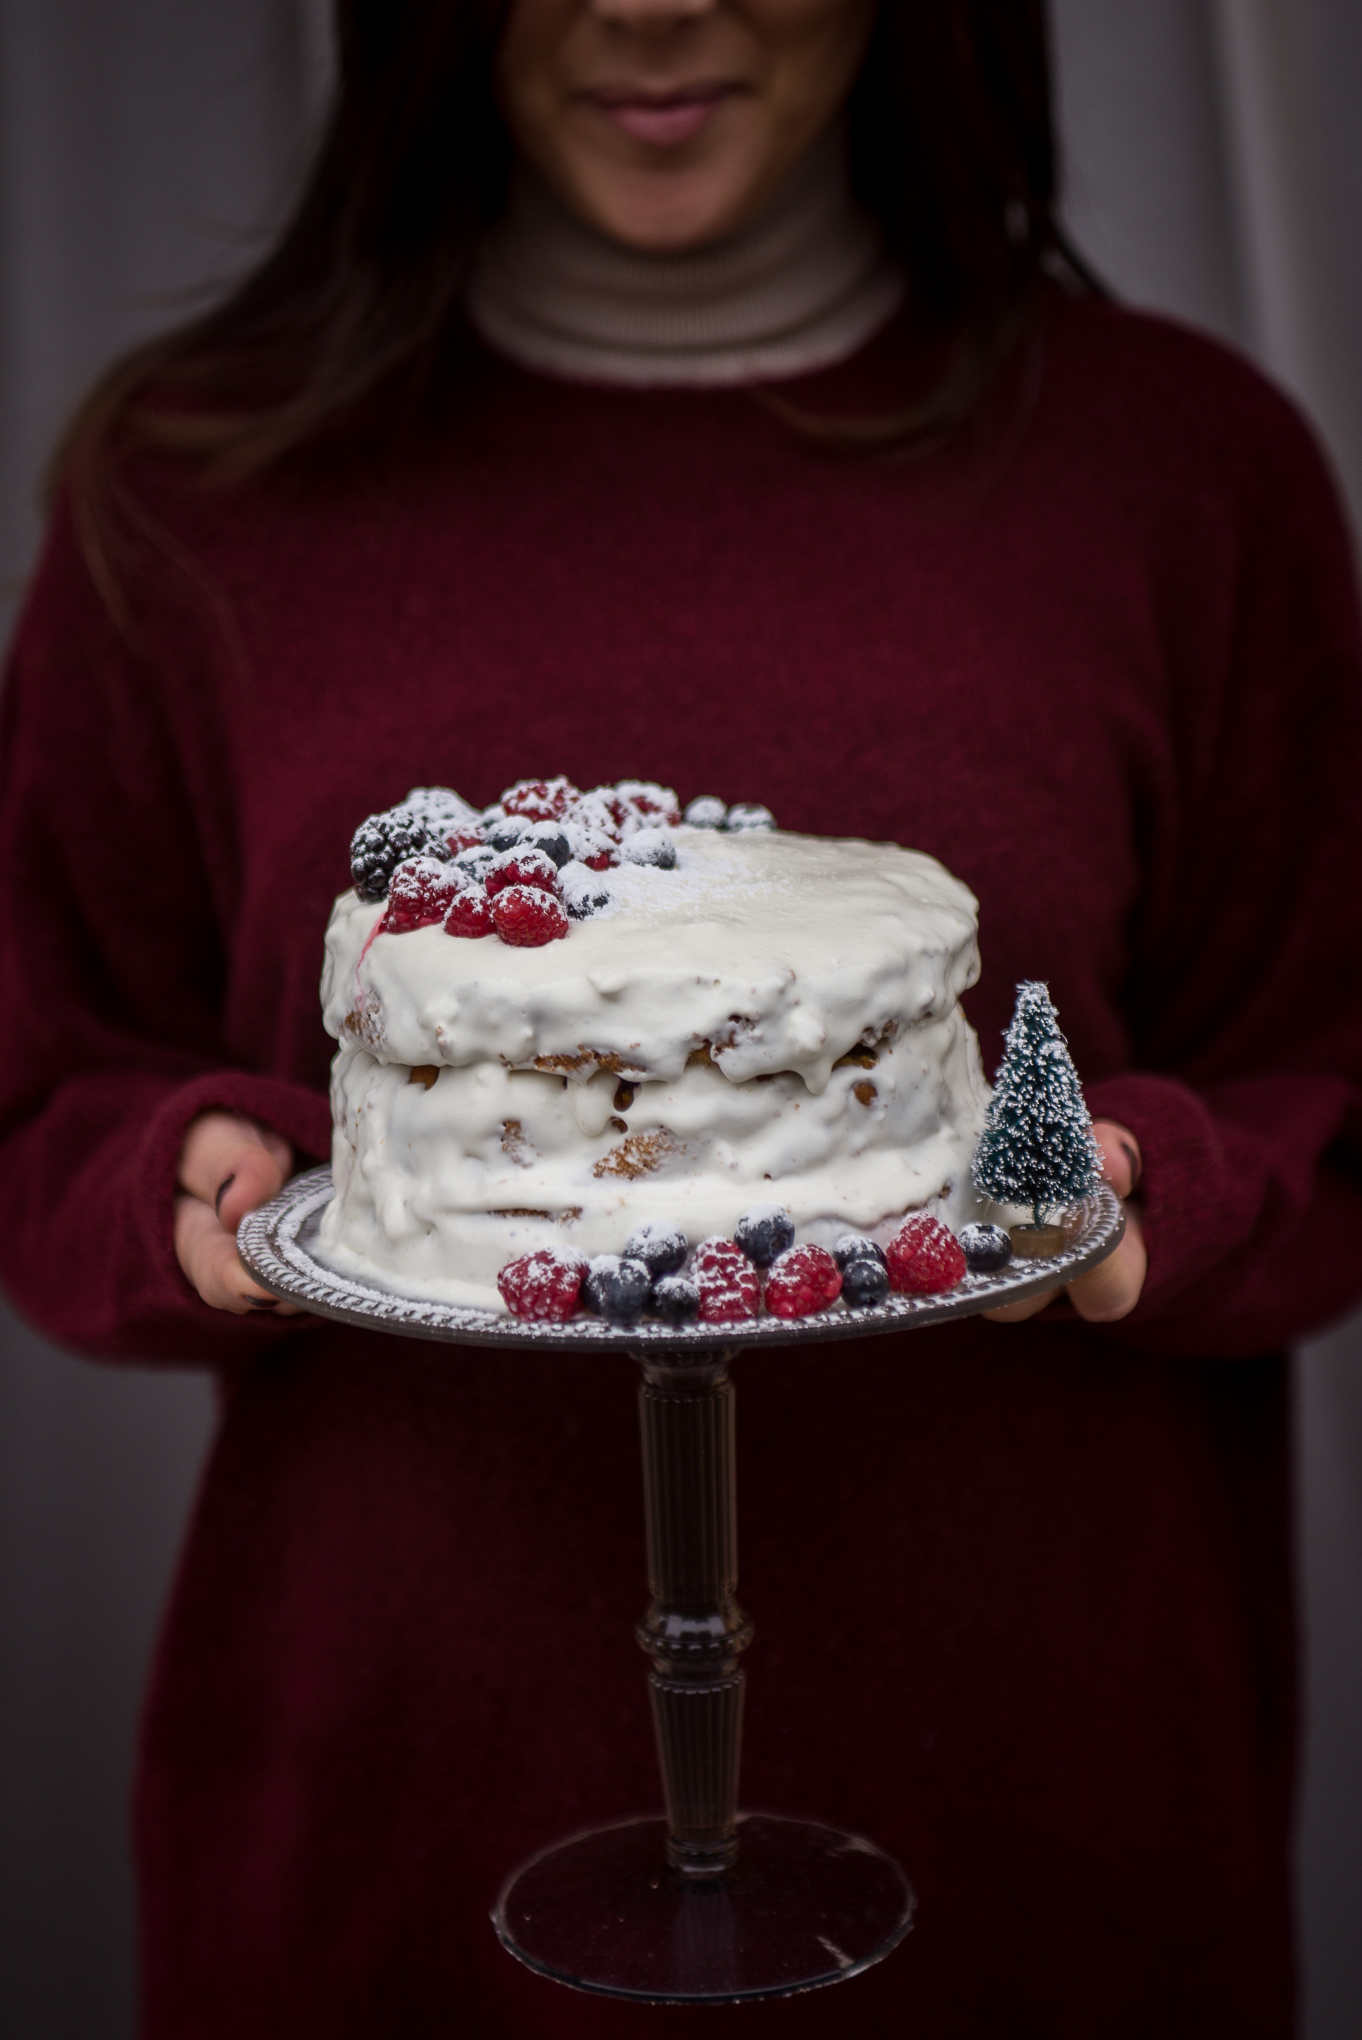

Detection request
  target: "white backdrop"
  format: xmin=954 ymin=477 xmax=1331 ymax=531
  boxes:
xmin=0 ymin=3 xmax=1358 ymax=2034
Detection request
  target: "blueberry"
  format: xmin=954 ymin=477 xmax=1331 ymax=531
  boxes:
xmin=958 ymin=1223 xmax=1013 ymax=1274
xmin=841 ymin=1257 xmax=890 ymax=1307
xmin=583 ymin=1255 xmax=651 ymax=1326
xmin=683 ymin=796 xmax=728 ymax=829
xmin=487 ymin=815 xmax=533 ymax=852
xmin=453 ymin=844 xmax=496 ymax=883
xmin=559 ymin=862 xmax=614 ymax=919
xmin=526 ymin=822 xmax=574 ymax=868
xmin=623 ymin=1221 xmax=688 ymax=1278
xmin=735 ymin=1204 xmax=796 ymax=1267
xmin=724 ymin=803 xmax=776 ymax=833
xmin=651 ymin=1273 xmax=700 ymax=1322
xmin=833 ymin=1233 xmax=888 ymax=1272
xmin=622 ymin=827 xmax=677 ymax=870
xmin=349 ymin=806 xmax=450 ymax=901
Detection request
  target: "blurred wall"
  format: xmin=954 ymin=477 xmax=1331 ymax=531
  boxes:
xmin=0 ymin=3 xmax=1358 ymax=2035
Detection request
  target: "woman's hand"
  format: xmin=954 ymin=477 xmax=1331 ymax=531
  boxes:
xmin=175 ymin=1110 xmax=305 ymax=1315
xmin=982 ymin=1120 xmax=1147 ymax=1326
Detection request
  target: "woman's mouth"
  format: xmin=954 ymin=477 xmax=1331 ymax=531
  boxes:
xmin=586 ymin=84 xmax=735 ymax=147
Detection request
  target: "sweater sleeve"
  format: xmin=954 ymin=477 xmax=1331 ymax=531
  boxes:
xmin=0 ymin=501 xmax=331 ymax=1365
xmin=1084 ymin=371 xmax=1362 ymax=1358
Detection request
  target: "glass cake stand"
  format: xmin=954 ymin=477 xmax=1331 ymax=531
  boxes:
xmin=239 ymin=1172 xmax=1123 ymax=2005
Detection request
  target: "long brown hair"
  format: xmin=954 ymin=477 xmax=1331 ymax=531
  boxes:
xmin=57 ymin=0 xmax=1096 ymax=605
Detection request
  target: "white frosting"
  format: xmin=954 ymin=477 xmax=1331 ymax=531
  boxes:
xmin=318 ymin=826 xmax=992 ymax=1310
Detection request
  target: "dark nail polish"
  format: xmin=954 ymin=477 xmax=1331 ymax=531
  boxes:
xmin=246 ymin=1295 xmax=278 ymax=1310
xmin=215 ymin=1173 xmax=236 ymax=1218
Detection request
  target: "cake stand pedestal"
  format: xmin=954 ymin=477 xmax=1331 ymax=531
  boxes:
xmin=238 ymin=1173 xmax=1123 ymax=2005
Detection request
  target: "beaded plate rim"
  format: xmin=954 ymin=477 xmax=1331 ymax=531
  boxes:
xmin=237 ymin=1169 xmax=1125 ymax=1354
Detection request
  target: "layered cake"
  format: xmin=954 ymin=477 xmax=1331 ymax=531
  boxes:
xmin=318 ymin=778 xmax=998 ymax=1320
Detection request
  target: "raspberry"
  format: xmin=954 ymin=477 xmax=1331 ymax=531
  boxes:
xmin=764 ymin=1244 xmax=842 ymax=1318
xmin=484 ymin=846 xmax=562 ymax=899
xmin=693 ymin=1238 xmax=762 ymax=1324
xmin=444 ymin=882 xmax=494 ymax=939
xmin=574 ymin=787 xmax=631 ymax=842
xmin=616 ymin=780 xmax=682 ymax=829
xmin=380 ymin=857 xmax=463 ymax=934
xmin=735 ymin=1204 xmax=796 ymax=1267
xmin=492 ymin=885 xmax=569 ymax=947
xmin=444 ymin=824 xmax=486 ymax=855
xmin=885 ymin=1214 xmax=967 ymax=1295
xmin=501 ymin=777 xmax=580 ymax=823
xmin=498 ymin=1247 xmax=587 ymax=1321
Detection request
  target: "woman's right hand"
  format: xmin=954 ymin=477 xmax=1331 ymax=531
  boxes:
xmin=175 ymin=1110 xmax=305 ymax=1314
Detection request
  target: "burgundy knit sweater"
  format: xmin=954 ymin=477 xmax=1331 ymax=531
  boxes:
xmin=2 ymin=295 xmax=1360 ymax=2039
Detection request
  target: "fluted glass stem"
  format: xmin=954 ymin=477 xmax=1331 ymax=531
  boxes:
xmin=635 ymin=1351 xmax=752 ymax=1878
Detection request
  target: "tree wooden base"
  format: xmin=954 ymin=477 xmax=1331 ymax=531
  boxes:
xmin=1009 ymin=1223 xmax=1067 ymax=1258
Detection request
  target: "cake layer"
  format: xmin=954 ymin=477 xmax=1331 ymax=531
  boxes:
xmin=320 ymin=1018 xmax=990 ymax=1310
xmin=321 ymin=825 xmax=982 ymax=1092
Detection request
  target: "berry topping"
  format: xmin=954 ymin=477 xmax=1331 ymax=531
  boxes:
xmin=525 ymin=821 xmax=574 ymax=868
xmin=583 ymin=1254 xmax=652 ymax=1326
xmin=444 ymin=883 xmax=495 ymax=939
xmin=484 ymin=846 xmax=562 ymax=899
xmin=734 ymin=1204 xmax=796 ymax=1267
xmin=833 ymin=1233 xmax=888 ymax=1272
xmin=692 ymin=1238 xmax=763 ymax=1324
xmin=444 ymin=824 xmax=486 ymax=855
xmin=498 ymin=1247 xmax=587 ymax=1320
xmin=885 ymin=1214 xmax=967 ymax=1294
xmin=683 ymin=796 xmax=728 ymax=829
xmin=840 ymin=1256 xmax=890 ymax=1307
xmin=724 ymin=802 xmax=776 ymax=833
xmin=958 ymin=1222 xmax=1014 ymax=1273
xmin=651 ymin=1274 xmax=700 ymax=1322
xmin=621 ymin=827 xmax=677 ymax=870
xmin=623 ymin=1220 xmax=688 ymax=1278
xmin=380 ymin=857 xmax=463 ymax=934
xmin=764 ymin=1243 xmax=842 ymax=1318
xmin=487 ymin=814 xmax=534 ymax=852
xmin=491 ymin=885 xmax=569 ymax=947
xmin=559 ymin=863 xmax=615 ymax=920
xmin=350 ymin=806 xmax=450 ymax=901
xmin=501 ymin=776 xmax=581 ymax=822
xmin=453 ymin=843 xmax=496 ymax=882
xmin=615 ymin=780 xmax=682 ymax=829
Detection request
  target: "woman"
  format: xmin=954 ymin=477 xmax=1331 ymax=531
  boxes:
xmin=2 ymin=0 xmax=1359 ymax=2033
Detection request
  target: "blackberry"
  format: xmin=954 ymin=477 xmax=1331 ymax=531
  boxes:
xmin=350 ymin=806 xmax=449 ymax=902
xmin=621 ymin=827 xmax=677 ymax=870
xmin=683 ymin=796 xmax=728 ymax=829
xmin=583 ymin=1255 xmax=651 ymax=1326
xmin=650 ymin=1273 xmax=700 ymax=1322
xmin=833 ymin=1233 xmax=888 ymax=1272
xmin=724 ymin=803 xmax=776 ymax=833
xmin=735 ymin=1204 xmax=795 ymax=1267
xmin=841 ymin=1257 xmax=890 ymax=1307
xmin=958 ymin=1222 xmax=1014 ymax=1274
xmin=623 ymin=1220 xmax=688 ymax=1278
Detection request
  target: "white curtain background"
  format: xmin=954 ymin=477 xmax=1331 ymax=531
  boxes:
xmin=0 ymin=3 xmax=1358 ymax=2034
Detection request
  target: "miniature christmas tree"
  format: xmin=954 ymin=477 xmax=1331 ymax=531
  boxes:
xmin=971 ymin=982 xmax=1102 ymax=1227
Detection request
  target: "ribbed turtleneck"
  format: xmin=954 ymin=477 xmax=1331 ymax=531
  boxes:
xmin=466 ymin=127 xmax=905 ymax=389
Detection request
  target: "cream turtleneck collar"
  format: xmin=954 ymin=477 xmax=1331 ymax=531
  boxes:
xmin=466 ymin=128 xmax=905 ymax=389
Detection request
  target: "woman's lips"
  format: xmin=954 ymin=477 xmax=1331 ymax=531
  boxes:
xmin=587 ymin=85 xmax=733 ymax=147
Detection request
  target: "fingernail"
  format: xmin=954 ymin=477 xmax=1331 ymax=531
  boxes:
xmin=246 ymin=1295 xmax=278 ymax=1310
xmin=214 ymin=1173 xmax=236 ymax=1218
xmin=1119 ymin=1141 xmax=1142 ymax=1192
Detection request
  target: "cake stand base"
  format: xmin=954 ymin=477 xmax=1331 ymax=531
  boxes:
xmin=492 ymin=1812 xmax=914 ymax=2004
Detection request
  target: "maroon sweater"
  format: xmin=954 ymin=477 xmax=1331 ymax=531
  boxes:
xmin=2 ymin=296 xmax=1360 ymax=2039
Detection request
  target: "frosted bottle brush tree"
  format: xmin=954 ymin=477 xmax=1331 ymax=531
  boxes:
xmin=971 ymin=982 xmax=1102 ymax=1226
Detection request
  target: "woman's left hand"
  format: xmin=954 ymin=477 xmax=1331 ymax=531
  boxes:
xmin=982 ymin=1120 xmax=1146 ymax=1325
